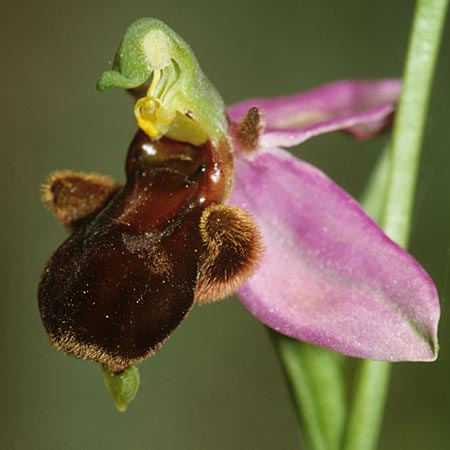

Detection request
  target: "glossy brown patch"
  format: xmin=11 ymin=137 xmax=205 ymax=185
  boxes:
xmin=42 ymin=171 xmax=119 ymax=226
xmin=195 ymin=204 xmax=263 ymax=304
xmin=39 ymin=132 xmax=230 ymax=372
xmin=237 ymin=107 xmax=264 ymax=151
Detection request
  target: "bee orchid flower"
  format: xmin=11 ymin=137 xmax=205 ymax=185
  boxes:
xmin=39 ymin=18 xmax=439 ymax=403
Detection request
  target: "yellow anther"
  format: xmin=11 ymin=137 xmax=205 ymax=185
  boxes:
xmin=134 ymin=68 xmax=207 ymax=145
xmin=134 ymin=97 xmax=163 ymax=138
xmin=133 ymin=69 xmax=178 ymax=139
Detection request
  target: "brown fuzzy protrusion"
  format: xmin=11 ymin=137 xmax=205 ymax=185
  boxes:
xmin=41 ymin=170 xmax=120 ymax=226
xmin=195 ymin=204 xmax=263 ymax=304
xmin=237 ymin=107 xmax=264 ymax=151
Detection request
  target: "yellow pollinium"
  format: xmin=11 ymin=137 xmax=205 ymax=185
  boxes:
xmin=134 ymin=96 xmax=175 ymax=139
xmin=133 ymin=70 xmax=208 ymax=146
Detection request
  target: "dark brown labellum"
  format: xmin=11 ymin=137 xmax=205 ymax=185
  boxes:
xmin=39 ymin=130 xmax=262 ymax=372
xmin=39 ymin=132 xmax=223 ymax=371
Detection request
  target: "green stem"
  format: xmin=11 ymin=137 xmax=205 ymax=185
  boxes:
xmin=273 ymin=335 xmax=345 ymax=450
xmin=342 ymin=361 xmax=391 ymax=450
xmin=343 ymin=1 xmax=448 ymax=450
xmin=383 ymin=0 xmax=449 ymax=247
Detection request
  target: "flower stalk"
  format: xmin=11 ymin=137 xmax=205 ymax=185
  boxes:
xmin=343 ymin=1 xmax=449 ymax=450
xmin=273 ymin=335 xmax=345 ymax=450
xmin=384 ymin=0 xmax=449 ymax=247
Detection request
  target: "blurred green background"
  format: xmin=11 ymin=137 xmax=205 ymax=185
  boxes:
xmin=1 ymin=1 xmax=449 ymax=449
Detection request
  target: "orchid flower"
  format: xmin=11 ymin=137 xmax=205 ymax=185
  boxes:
xmin=38 ymin=18 xmax=439 ymax=410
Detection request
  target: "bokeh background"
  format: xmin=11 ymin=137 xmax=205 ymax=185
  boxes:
xmin=1 ymin=1 xmax=449 ymax=449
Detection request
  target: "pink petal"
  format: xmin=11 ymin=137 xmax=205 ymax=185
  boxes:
xmin=230 ymin=147 xmax=439 ymax=361
xmin=227 ymin=80 xmax=401 ymax=148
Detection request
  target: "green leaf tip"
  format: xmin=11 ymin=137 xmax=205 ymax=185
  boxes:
xmin=102 ymin=364 xmax=140 ymax=412
xmin=97 ymin=18 xmax=227 ymax=145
